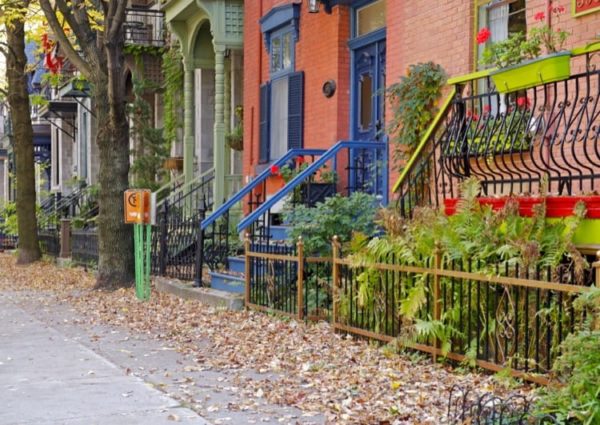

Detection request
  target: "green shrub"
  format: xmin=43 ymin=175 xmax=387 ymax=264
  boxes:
xmin=0 ymin=202 xmax=18 ymax=235
xmin=534 ymin=287 xmax=600 ymax=424
xmin=284 ymin=192 xmax=380 ymax=256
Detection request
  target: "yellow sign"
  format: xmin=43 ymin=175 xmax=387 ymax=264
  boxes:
xmin=124 ymin=189 xmax=150 ymax=224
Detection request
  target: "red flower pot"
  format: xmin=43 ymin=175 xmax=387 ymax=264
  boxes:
xmin=444 ymin=196 xmax=600 ymax=218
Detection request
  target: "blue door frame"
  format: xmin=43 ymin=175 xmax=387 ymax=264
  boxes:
xmin=349 ymin=17 xmax=387 ymax=201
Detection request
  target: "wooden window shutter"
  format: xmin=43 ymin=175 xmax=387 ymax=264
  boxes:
xmin=259 ymin=82 xmax=271 ymax=164
xmin=287 ymin=71 xmax=304 ymax=150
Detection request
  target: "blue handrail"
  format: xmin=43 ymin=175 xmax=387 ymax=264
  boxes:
xmin=200 ymin=148 xmax=326 ymax=231
xmin=237 ymin=140 xmax=387 ymax=232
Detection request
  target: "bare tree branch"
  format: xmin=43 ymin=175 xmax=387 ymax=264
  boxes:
xmin=106 ymin=0 xmax=126 ymax=46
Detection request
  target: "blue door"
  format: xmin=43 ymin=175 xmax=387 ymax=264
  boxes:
xmin=350 ymin=37 xmax=386 ymax=197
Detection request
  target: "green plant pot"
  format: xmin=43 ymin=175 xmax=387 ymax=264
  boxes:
xmin=491 ymin=52 xmax=571 ymax=93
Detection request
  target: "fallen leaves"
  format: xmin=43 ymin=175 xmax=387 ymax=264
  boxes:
xmin=0 ymin=254 xmax=532 ymax=424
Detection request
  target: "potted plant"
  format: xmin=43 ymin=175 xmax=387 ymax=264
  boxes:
xmin=278 ymin=157 xmax=338 ymax=207
xmin=225 ymin=105 xmax=243 ymax=151
xmin=477 ymin=5 xmax=571 ymax=93
xmin=163 ymin=156 xmax=183 ymax=170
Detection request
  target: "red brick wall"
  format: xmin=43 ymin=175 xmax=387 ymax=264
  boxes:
xmin=243 ymin=1 xmax=351 ymax=180
xmin=244 ymin=0 xmax=600 ymax=191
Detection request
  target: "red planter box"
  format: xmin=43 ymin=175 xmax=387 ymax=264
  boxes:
xmin=444 ymin=196 xmax=600 ymax=218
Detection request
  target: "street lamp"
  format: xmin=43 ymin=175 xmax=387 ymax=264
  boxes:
xmin=308 ymin=0 xmax=320 ymax=13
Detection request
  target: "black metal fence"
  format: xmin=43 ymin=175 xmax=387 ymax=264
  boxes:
xmin=151 ymin=172 xmax=214 ymax=281
xmin=72 ymin=229 xmax=98 ymax=267
xmin=39 ymin=228 xmax=60 ymax=257
xmin=245 ymin=240 xmax=332 ymax=321
xmin=396 ymin=50 xmax=600 ymax=217
xmin=332 ymin=249 xmax=596 ymax=383
xmin=447 ymin=385 xmax=559 ymax=424
xmin=0 ymin=232 xmax=17 ymax=251
xmin=245 ymin=239 xmax=597 ymax=382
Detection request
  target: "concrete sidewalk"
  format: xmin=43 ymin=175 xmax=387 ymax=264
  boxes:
xmin=0 ymin=295 xmax=210 ymax=425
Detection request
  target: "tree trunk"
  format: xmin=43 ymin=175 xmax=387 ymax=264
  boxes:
xmin=5 ymin=4 xmax=41 ymax=264
xmin=38 ymin=0 xmax=134 ymax=287
xmin=93 ymin=49 xmax=134 ymax=288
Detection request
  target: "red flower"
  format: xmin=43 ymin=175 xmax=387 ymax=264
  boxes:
xmin=476 ymin=27 xmax=491 ymax=44
xmin=466 ymin=110 xmax=479 ymax=121
xmin=483 ymin=105 xmax=492 ymax=114
xmin=534 ymin=11 xmax=545 ymax=21
xmin=295 ymin=156 xmax=304 ymax=165
xmin=517 ymin=96 xmax=531 ymax=109
xmin=270 ymin=164 xmax=280 ymax=175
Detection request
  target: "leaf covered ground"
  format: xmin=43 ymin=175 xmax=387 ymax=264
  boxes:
xmin=0 ymin=254 xmax=532 ymax=424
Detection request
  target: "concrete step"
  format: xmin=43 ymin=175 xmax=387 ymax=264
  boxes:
xmin=208 ymin=270 xmax=245 ymax=294
xmin=227 ymin=256 xmax=245 ymax=274
xmin=268 ymin=225 xmax=289 ymax=241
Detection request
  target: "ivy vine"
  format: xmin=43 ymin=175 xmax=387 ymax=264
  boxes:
xmin=161 ymin=44 xmax=183 ymax=147
xmin=387 ymin=62 xmax=447 ymax=167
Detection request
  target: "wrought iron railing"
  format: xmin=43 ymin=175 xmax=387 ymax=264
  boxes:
xmin=242 ymin=237 xmax=599 ymax=383
xmin=246 ymin=241 xmax=333 ymax=321
xmin=394 ymin=44 xmax=600 ymax=218
xmin=155 ymin=174 xmax=185 ymax=208
xmin=237 ymin=141 xmax=388 ymax=243
xmin=0 ymin=231 xmax=17 ymax=251
xmin=39 ymin=228 xmax=60 ymax=257
xmin=72 ymin=229 xmax=98 ymax=267
xmin=447 ymin=385 xmax=559 ymax=424
xmin=151 ymin=170 xmax=215 ymax=280
xmin=124 ymin=8 xmax=165 ymax=47
xmin=194 ymin=149 xmax=326 ymax=285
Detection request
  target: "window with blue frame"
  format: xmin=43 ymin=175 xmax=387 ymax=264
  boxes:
xmin=259 ymin=4 xmax=304 ymax=163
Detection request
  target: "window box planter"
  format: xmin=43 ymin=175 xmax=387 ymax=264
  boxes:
xmin=490 ymin=51 xmax=571 ymax=94
xmin=444 ymin=195 xmax=600 ymax=245
xmin=163 ymin=156 xmax=183 ymax=171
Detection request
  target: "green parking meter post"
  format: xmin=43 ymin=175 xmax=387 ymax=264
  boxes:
xmin=125 ymin=189 xmax=152 ymax=301
xmin=133 ymin=223 xmax=151 ymax=301
xmin=143 ymin=223 xmax=152 ymax=300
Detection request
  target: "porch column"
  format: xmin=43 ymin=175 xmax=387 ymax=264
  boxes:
xmin=183 ymin=60 xmax=195 ymax=185
xmin=213 ymin=45 xmax=226 ymax=207
xmin=223 ymin=56 xmax=232 ymax=192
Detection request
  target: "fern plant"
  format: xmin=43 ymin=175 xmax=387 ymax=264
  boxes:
xmin=345 ymin=177 xmax=589 ymax=363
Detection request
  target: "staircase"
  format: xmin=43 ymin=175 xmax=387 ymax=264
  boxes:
xmin=200 ymin=140 xmax=388 ymax=292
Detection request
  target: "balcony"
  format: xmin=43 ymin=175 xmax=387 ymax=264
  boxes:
xmin=124 ymin=8 xmax=166 ymax=47
xmin=394 ymin=43 xmax=600 ymax=219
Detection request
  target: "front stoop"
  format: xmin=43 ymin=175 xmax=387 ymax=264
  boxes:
xmin=153 ymin=276 xmax=245 ymax=311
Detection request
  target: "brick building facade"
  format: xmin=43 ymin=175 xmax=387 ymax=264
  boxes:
xmin=243 ymin=0 xmax=600 ymax=195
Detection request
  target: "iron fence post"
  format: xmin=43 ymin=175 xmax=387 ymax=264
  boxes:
xmin=433 ymin=244 xmax=442 ymax=364
xmin=297 ymin=236 xmax=305 ymax=321
xmin=244 ymin=234 xmax=251 ymax=308
xmin=332 ymin=235 xmax=340 ymax=326
xmin=158 ymin=200 xmax=168 ymax=276
xmin=194 ymin=198 xmax=207 ymax=288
